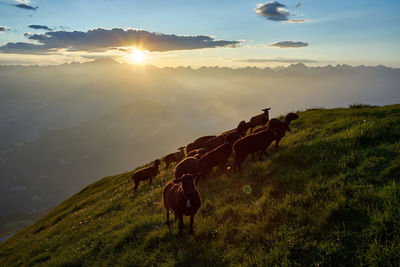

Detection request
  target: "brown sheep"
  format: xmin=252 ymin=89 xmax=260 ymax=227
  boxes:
xmin=204 ymin=121 xmax=250 ymax=152
xmin=174 ymin=157 xmax=200 ymax=179
xmin=186 ymin=135 xmax=216 ymax=154
xmin=132 ymin=159 xmax=161 ymax=191
xmin=186 ymin=148 xmax=205 ymax=158
xmin=269 ymin=112 xmax=299 ymax=151
xmin=249 ymin=108 xmax=271 ymax=131
xmin=163 ymin=174 xmax=201 ymax=235
xmin=198 ymin=132 xmax=240 ymax=174
xmin=220 ymin=120 xmax=251 ymax=136
xmin=164 ymin=146 xmax=186 ymax=168
xmin=233 ymin=129 xmax=277 ymax=172
xmin=253 ymin=112 xmax=299 ymax=152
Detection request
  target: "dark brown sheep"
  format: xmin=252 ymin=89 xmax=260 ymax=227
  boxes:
xmin=249 ymin=108 xmax=271 ymax=131
xmin=254 ymin=112 xmax=299 ymax=151
xmin=174 ymin=157 xmax=200 ymax=179
xmin=204 ymin=121 xmax=250 ymax=152
xmin=269 ymin=112 xmax=299 ymax=151
xmin=164 ymin=146 xmax=186 ymax=168
xmin=186 ymin=148 xmax=205 ymax=158
xmin=186 ymin=135 xmax=216 ymax=154
xmin=233 ymin=128 xmax=277 ymax=172
xmin=220 ymin=120 xmax=251 ymax=136
xmin=198 ymin=132 xmax=240 ymax=174
xmin=132 ymin=159 xmax=161 ymax=191
xmin=163 ymin=174 xmax=201 ymax=235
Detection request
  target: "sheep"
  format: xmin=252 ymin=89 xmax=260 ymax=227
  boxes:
xmin=131 ymin=159 xmax=161 ymax=191
xmin=198 ymin=132 xmax=241 ymax=174
xmin=164 ymin=146 xmax=186 ymax=168
xmin=204 ymin=121 xmax=250 ymax=152
xmin=249 ymin=108 xmax=271 ymax=131
xmin=233 ymin=128 xmax=278 ymax=172
xmin=163 ymin=174 xmax=201 ymax=235
xmin=186 ymin=148 xmax=205 ymax=158
xmin=269 ymin=112 xmax=299 ymax=151
xmin=186 ymin=135 xmax=216 ymax=154
xmin=220 ymin=120 xmax=251 ymax=136
xmin=253 ymin=112 xmax=299 ymax=152
xmin=174 ymin=156 xmax=200 ymax=179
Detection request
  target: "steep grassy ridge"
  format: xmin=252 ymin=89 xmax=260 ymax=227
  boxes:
xmin=1 ymin=104 xmax=399 ymax=266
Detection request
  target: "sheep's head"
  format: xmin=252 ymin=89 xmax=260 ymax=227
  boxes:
xmin=237 ymin=120 xmax=251 ymax=135
xmin=262 ymin=107 xmax=271 ymax=120
xmin=285 ymin=113 xmax=299 ymax=124
xmin=174 ymin=174 xmax=197 ymax=198
xmin=178 ymin=146 xmax=186 ymax=152
xmin=154 ymin=159 xmax=161 ymax=166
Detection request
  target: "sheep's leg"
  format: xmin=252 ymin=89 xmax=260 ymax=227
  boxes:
xmin=258 ymin=150 xmax=264 ymax=161
xmin=166 ymin=208 xmax=170 ymax=226
xmin=166 ymin=162 xmax=170 ymax=168
xmin=133 ymin=181 xmax=139 ymax=192
xmin=149 ymin=177 xmax=153 ymax=184
xmin=189 ymin=215 xmax=194 ymax=234
xmin=233 ymin=158 xmax=239 ymax=173
xmin=274 ymin=139 xmax=281 ymax=152
xmin=178 ymin=212 xmax=184 ymax=237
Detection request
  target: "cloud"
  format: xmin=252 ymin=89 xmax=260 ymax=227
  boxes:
xmin=236 ymin=57 xmax=318 ymax=63
xmin=0 ymin=28 xmax=240 ymax=54
xmin=0 ymin=42 xmax=52 ymax=54
xmin=255 ymin=1 xmax=306 ymax=23
xmin=28 ymin=25 xmax=52 ymax=30
xmin=296 ymin=2 xmax=303 ymax=8
xmin=0 ymin=25 xmax=9 ymax=33
xmin=14 ymin=3 xmax=37 ymax=11
xmin=269 ymin=41 xmax=308 ymax=48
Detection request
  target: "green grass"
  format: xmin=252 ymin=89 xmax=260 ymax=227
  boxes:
xmin=1 ymin=104 xmax=400 ymax=266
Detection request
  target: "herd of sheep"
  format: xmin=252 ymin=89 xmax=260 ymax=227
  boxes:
xmin=131 ymin=108 xmax=299 ymax=235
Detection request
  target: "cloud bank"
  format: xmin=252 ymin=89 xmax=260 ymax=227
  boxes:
xmin=270 ymin=41 xmax=308 ymax=48
xmin=28 ymin=25 xmax=52 ymax=31
xmin=255 ymin=1 xmax=306 ymax=23
xmin=0 ymin=28 xmax=240 ymax=54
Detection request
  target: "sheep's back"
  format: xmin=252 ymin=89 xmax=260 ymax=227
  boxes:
xmin=175 ymin=157 xmax=199 ymax=178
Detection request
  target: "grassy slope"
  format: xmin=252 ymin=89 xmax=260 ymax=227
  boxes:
xmin=1 ymin=105 xmax=399 ymax=266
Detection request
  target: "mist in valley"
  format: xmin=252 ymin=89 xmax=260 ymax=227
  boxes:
xmin=0 ymin=59 xmax=399 ymax=233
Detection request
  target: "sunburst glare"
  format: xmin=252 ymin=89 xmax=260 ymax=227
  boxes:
xmin=129 ymin=48 xmax=146 ymax=64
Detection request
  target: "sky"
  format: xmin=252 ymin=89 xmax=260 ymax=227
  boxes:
xmin=0 ymin=0 xmax=399 ymax=67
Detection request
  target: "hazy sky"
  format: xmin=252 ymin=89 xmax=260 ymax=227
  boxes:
xmin=0 ymin=0 xmax=399 ymax=67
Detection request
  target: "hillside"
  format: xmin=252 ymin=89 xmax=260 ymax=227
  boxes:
xmin=1 ymin=104 xmax=399 ymax=266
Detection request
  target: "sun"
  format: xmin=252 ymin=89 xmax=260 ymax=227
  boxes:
xmin=129 ymin=48 xmax=146 ymax=64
